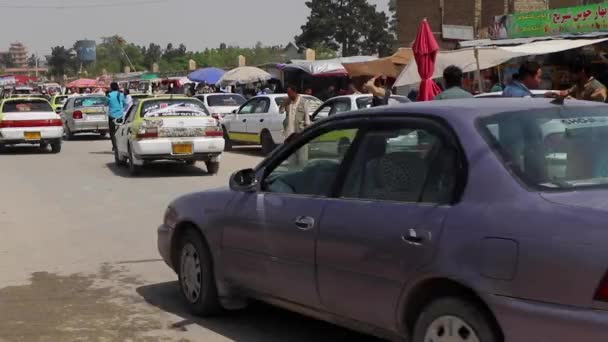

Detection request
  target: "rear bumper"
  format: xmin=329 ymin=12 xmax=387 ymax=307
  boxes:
xmin=0 ymin=127 xmax=63 ymax=143
xmin=490 ymin=295 xmax=608 ymax=341
xmin=132 ymin=137 xmax=225 ymax=160
xmin=71 ymin=119 xmax=109 ymax=132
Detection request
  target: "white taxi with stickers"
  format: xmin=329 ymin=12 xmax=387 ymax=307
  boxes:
xmin=114 ymin=96 xmax=225 ymax=176
xmin=0 ymin=97 xmax=63 ymax=153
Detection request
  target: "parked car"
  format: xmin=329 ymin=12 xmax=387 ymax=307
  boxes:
xmin=60 ymin=95 xmax=110 ymax=139
xmin=114 ymin=96 xmax=224 ymax=176
xmin=311 ymin=94 xmax=410 ymax=121
xmin=221 ymin=94 xmax=322 ymax=154
xmin=158 ymin=98 xmax=608 ymax=342
xmin=0 ymin=97 xmax=63 ymax=153
xmin=194 ymin=93 xmax=246 ymax=120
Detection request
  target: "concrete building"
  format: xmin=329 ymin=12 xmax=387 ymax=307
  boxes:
xmin=8 ymin=42 xmax=28 ymax=68
xmin=396 ymin=0 xmax=605 ymax=48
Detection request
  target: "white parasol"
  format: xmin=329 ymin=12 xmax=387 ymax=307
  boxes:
xmin=217 ymin=66 xmax=272 ymax=86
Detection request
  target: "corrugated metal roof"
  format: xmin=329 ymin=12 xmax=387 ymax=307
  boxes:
xmin=458 ymin=31 xmax=608 ymax=48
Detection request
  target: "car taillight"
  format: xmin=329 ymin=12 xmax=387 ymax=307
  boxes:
xmin=594 ymin=272 xmax=608 ymax=302
xmin=73 ymin=110 xmax=83 ymax=119
xmin=0 ymin=119 xmax=63 ymax=128
xmin=205 ymin=127 xmax=223 ymax=137
xmin=136 ymin=127 xmax=158 ymax=139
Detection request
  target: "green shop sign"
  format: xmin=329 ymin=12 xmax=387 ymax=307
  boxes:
xmin=507 ymin=2 xmax=608 ymax=38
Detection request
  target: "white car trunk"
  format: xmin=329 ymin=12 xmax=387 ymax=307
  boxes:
xmin=3 ymin=112 xmax=59 ymax=121
xmin=143 ymin=116 xmax=218 ymax=138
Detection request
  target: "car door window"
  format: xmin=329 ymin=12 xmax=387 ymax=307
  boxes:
xmin=314 ymin=102 xmax=334 ymax=120
xmin=263 ymin=128 xmax=359 ymax=197
xmin=340 ymin=126 xmax=457 ymax=204
xmin=124 ymin=103 xmax=138 ymax=123
xmin=330 ymin=100 xmax=351 ymax=115
xmin=254 ymin=98 xmax=270 ymax=113
xmin=239 ymin=99 xmax=258 ymax=114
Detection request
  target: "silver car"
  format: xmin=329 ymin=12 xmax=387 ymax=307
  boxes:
xmin=61 ymin=95 xmax=110 ymax=139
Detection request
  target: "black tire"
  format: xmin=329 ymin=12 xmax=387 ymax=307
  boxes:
xmin=64 ymin=125 xmax=73 ymax=141
xmin=128 ymin=145 xmax=141 ymax=176
xmin=99 ymin=131 xmax=109 ymax=139
xmin=50 ymin=141 xmax=62 ymax=154
xmin=413 ymin=297 xmax=500 ymax=342
xmin=178 ymin=229 xmax=222 ymax=316
xmin=223 ymin=126 xmax=233 ymax=151
xmin=205 ymin=161 xmax=220 ymax=175
xmin=40 ymin=142 xmax=48 ymax=151
xmin=261 ymin=130 xmax=276 ymax=156
xmin=114 ymin=148 xmax=126 ymax=166
xmin=185 ymin=160 xmax=196 ymax=166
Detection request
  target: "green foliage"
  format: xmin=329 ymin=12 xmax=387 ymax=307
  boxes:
xmin=0 ymin=53 xmax=16 ymax=69
xmin=295 ymin=0 xmax=397 ymax=57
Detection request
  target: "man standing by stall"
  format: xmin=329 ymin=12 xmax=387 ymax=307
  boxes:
xmin=550 ymin=57 xmax=607 ymax=102
xmin=434 ymin=66 xmax=473 ymax=100
xmin=503 ymin=62 xmax=541 ymax=98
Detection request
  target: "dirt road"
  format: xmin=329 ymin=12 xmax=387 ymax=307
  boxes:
xmin=0 ymin=137 xmax=380 ymax=342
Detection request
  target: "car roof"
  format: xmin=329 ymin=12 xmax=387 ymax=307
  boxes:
xmin=139 ymin=95 xmax=193 ymax=103
xmin=2 ymin=97 xmax=50 ymax=103
xmin=327 ymin=98 xmax=608 ymax=122
xmin=475 ymin=90 xmax=557 ymax=97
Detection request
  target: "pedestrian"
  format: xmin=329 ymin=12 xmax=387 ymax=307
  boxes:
xmin=434 ymin=66 xmax=473 ymax=100
xmin=124 ymin=89 xmax=133 ymax=115
xmin=550 ymin=56 xmax=607 ymax=102
xmin=107 ymin=82 xmax=126 ymax=151
xmin=490 ymin=74 xmax=503 ymax=92
xmin=365 ymin=75 xmax=392 ymax=106
xmin=502 ymin=61 xmax=541 ymax=97
xmin=282 ymin=84 xmax=311 ymax=167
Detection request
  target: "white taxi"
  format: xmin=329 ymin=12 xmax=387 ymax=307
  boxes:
xmin=221 ymin=93 xmax=321 ymax=154
xmin=114 ymin=96 xmax=225 ymax=176
xmin=0 ymin=97 xmax=63 ymax=153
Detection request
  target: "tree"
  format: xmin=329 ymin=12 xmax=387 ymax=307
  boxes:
xmin=47 ymin=46 xmax=77 ymax=77
xmin=295 ymin=0 xmax=395 ymax=57
xmin=27 ymin=54 xmax=38 ymax=68
xmin=388 ymin=0 xmax=399 ymax=49
xmin=143 ymin=43 xmax=162 ymax=68
xmin=0 ymin=54 xmax=15 ymax=68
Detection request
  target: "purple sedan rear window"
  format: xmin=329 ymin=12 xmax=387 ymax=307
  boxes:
xmin=480 ymin=108 xmax=608 ymax=190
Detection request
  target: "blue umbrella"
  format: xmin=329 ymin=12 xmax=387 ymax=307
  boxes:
xmin=187 ymin=67 xmax=226 ymax=84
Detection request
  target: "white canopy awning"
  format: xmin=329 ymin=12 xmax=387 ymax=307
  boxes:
xmin=284 ymin=56 xmax=377 ymax=76
xmin=395 ymin=38 xmax=608 ymax=87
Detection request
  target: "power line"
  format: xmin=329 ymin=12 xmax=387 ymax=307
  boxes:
xmin=0 ymin=0 xmax=171 ymax=9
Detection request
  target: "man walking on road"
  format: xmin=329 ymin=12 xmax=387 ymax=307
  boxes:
xmin=502 ymin=62 xmax=541 ymax=98
xmin=107 ymin=82 xmax=126 ymax=151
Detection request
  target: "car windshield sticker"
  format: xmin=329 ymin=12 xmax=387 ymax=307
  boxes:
xmin=143 ymin=102 xmax=208 ymax=118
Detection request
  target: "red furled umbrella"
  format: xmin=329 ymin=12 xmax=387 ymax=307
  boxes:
xmin=413 ymin=19 xmax=441 ymax=101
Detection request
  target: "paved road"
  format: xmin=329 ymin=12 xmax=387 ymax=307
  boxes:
xmin=0 ymin=136 xmax=382 ymax=342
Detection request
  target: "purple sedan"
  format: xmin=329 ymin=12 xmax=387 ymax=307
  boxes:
xmin=158 ymin=98 xmax=608 ymax=342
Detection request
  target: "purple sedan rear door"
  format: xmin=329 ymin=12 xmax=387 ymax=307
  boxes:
xmin=316 ymin=120 xmax=462 ymax=329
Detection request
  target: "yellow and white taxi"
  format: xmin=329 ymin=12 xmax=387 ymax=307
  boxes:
xmin=0 ymin=97 xmax=63 ymax=153
xmin=114 ymin=96 xmax=225 ymax=176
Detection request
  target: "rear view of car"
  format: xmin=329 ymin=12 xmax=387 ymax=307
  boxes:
xmin=117 ymin=98 xmax=225 ymax=175
xmin=203 ymin=94 xmax=245 ymax=120
xmin=63 ymin=96 xmax=109 ymax=139
xmin=0 ymin=98 xmax=63 ymax=153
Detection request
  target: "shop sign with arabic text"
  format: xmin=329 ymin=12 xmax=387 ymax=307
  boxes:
xmin=506 ymin=2 xmax=608 ymax=38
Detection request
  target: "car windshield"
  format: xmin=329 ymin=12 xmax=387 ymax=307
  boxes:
xmin=479 ymin=107 xmax=608 ymax=190
xmin=74 ymin=97 xmax=107 ymax=107
xmin=207 ymin=94 xmax=245 ymax=107
xmin=3 ymin=99 xmax=53 ymax=113
xmin=356 ymin=96 xmax=409 ymax=109
xmin=141 ymin=99 xmax=210 ymax=117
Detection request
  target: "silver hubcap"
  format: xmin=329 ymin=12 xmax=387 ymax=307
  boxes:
xmin=424 ymin=315 xmax=480 ymax=342
xmin=180 ymin=243 xmax=201 ymax=303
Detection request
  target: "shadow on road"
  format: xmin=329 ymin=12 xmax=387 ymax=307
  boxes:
xmin=0 ymin=146 xmax=49 ymax=155
xmin=105 ymin=162 xmax=213 ymax=178
xmin=225 ymin=146 xmax=264 ymax=157
xmin=136 ymin=281 xmax=384 ymax=342
xmin=64 ymin=134 xmax=109 ymax=141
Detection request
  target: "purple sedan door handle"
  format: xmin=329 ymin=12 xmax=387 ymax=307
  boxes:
xmin=294 ymin=216 xmax=315 ymax=231
xmin=401 ymin=228 xmax=431 ymax=246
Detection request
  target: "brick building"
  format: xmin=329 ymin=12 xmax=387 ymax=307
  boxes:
xmin=396 ymin=0 xmax=606 ymax=48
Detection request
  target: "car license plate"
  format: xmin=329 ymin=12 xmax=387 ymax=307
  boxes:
xmin=24 ymin=132 xmax=41 ymax=140
xmin=172 ymin=143 xmax=193 ymax=155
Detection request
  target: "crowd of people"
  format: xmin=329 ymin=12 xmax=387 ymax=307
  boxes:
xmin=433 ymin=55 xmax=608 ymax=102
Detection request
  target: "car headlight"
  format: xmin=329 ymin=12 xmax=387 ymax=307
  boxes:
xmin=163 ymin=205 xmax=178 ymax=229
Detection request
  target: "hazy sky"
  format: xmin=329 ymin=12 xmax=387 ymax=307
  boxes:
xmin=1 ymin=0 xmax=389 ymax=55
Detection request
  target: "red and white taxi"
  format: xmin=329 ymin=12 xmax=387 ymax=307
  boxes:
xmin=0 ymin=98 xmax=63 ymax=153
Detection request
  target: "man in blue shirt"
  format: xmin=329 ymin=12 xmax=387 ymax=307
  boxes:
xmin=107 ymin=82 xmax=126 ymax=151
xmin=503 ymin=62 xmax=541 ymax=98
